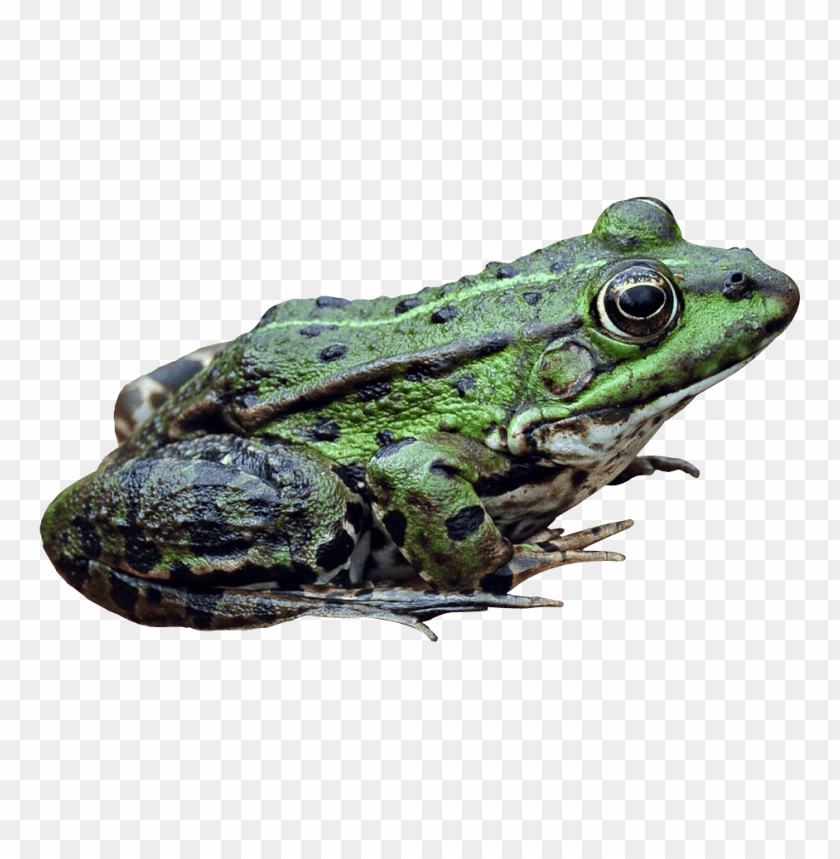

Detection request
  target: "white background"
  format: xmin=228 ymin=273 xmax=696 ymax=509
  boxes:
xmin=4 ymin=2 xmax=836 ymax=857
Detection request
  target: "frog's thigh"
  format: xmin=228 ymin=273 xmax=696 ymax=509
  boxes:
xmin=47 ymin=439 xmax=367 ymax=601
xmin=365 ymin=437 xmax=512 ymax=590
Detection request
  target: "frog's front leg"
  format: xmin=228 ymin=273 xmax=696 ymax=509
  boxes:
xmin=365 ymin=434 xmax=627 ymax=593
xmin=365 ymin=435 xmax=514 ymax=591
xmin=608 ymin=454 xmax=700 ymax=486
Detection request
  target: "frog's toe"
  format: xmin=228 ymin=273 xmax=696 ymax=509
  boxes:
xmin=528 ymin=519 xmax=633 ymax=552
xmin=642 ymin=455 xmax=700 ymax=478
xmin=609 ymin=455 xmax=700 ymax=485
xmin=524 ymin=526 xmax=565 ymax=544
xmin=486 ymin=519 xmax=633 ymax=590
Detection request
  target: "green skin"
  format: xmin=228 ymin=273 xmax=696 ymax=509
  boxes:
xmin=40 ymin=198 xmax=800 ymax=639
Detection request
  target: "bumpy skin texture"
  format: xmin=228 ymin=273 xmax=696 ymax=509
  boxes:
xmin=41 ymin=198 xmax=800 ymax=640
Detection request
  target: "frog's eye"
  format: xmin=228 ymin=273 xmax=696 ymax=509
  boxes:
xmin=594 ymin=262 xmax=680 ymax=344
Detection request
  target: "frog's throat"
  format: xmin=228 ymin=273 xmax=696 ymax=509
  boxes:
xmin=506 ymin=355 xmax=753 ymax=464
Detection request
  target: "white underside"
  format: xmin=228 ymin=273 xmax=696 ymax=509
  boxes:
xmin=533 ymin=356 xmax=753 ymax=465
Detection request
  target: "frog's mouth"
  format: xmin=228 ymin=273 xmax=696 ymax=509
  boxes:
xmin=509 ymin=356 xmax=753 ymax=464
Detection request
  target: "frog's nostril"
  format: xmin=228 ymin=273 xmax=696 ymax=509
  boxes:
xmin=723 ymin=270 xmax=752 ymax=300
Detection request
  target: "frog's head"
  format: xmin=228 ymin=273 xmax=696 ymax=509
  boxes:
xmin=508 ymin=197 xmax=800 ymax=464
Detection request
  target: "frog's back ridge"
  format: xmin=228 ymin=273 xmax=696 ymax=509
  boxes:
xmin=112 ymin=249 xmax=591 ymax=462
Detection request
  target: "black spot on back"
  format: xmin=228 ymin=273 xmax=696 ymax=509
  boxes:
xmin=445 ymin=506 xmax=484 ymax=541
xmin=431 ymin=305 xmax=459 ymax=324
xmin=572 ymin=469 xmax=589 ymax=487
xmin=257 ymin=304 xmax=279 ymax=326
xmin=316 ymin=295 xmax=350 ymax=308
xmin=318 ymin=344 xmax=348 ymax=363
xmin=300 ymin=324 xmax=338 ymax=338
xmin=395 ymin=298 xmax=422 ymax=315
xmin=523 ymin=291 xmax=542 ymax=305
xmin=356 ymin=380 xmax=392 ymax=402
xmin=496 ymin=265 xmax=517 ymax=279
xmin=375 ymin=429 xmax=394 ymax=447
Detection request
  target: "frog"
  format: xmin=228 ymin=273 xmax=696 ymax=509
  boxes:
xmin=40 ymin=198 xmax=800 ymax=641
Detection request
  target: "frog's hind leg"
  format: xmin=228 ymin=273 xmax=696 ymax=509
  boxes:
xmin=58 ymin=559 xmax=314 ymax=631
xmin=114 ymin=342 xmax=229 ymax=442
xmin=42 ymin=436 xmax=371 ymax=631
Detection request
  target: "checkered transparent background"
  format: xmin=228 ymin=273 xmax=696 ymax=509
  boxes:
xmin=3 ymin=2 xmax=836 ymax=857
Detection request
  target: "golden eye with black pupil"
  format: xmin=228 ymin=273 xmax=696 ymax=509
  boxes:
xmin=618 ymin=284 xmax=665 ymax=317
xmin=594 ymin=261 xmax=680 ymax=343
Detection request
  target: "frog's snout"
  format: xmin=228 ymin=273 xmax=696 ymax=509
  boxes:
xmin=722 ymin=265 xmax=799 ymax=329
xmin=781 ymin=272 xmax=800 ymax=312
xmin=765 ymin=271 xmax=800 ymax=331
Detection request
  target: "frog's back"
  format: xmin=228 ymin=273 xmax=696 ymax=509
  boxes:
xmin=111 ymin=238 xmax=590 ymax=464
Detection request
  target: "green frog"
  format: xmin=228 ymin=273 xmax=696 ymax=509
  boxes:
xmin=40 ymin=198 xmax=799 ymax=640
